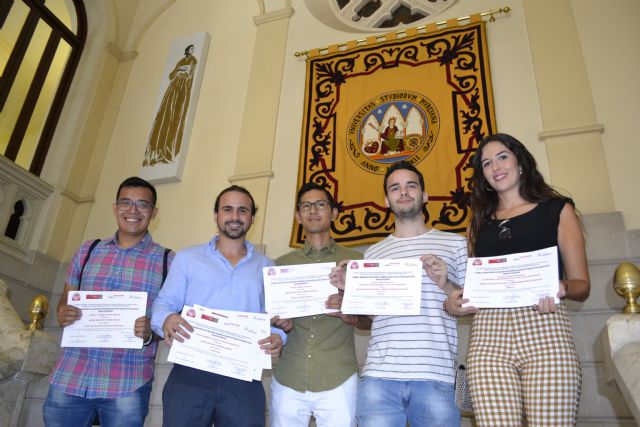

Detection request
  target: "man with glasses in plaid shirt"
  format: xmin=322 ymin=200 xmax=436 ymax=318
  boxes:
xmin=43 ymin=176 xmax=174 ymax=427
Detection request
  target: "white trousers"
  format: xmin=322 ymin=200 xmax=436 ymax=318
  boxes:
xmin=269 ymin=373 xmax=358 ymax=427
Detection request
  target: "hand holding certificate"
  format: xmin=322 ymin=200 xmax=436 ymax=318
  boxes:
xmin=61 ymin=291 xmax=147 ymax=349
xmin=167 ymin=305 xmax=271 ymax=381
xmin=194 ymin=305 xmax=272 ymax=380
xmin=341 ymin=259 xmax=422 ymax=315
xmin=463 ymin=246 xmax=560 ymax=308
xmin=263 ymin=263 xmax=339 ymax=318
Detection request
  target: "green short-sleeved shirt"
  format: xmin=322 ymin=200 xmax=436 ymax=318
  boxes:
xmin=273 ymin=239 xmax=363 ymax=392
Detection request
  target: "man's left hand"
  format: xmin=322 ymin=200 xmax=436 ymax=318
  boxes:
xmin=445 ymin=288 xmax=478 ymax=316
xmin=271 ymin=316 xmax=294 ymax=332
xmin=325 ymin=293 xmax=362 ymax=326
xmin=421 ymin=254 xmax=448 ymax=289
xmin=134 ymin=315 xmax=152 ymax=342
xmin=259 ymin=333 xmax=283 ymax=356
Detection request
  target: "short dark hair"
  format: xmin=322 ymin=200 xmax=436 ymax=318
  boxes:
xmin=116 ymin=177 xmax=157 ymax=206
xmin=383 ymin=160 xmax=425 ymax=195
xmin=214 ymin=185 xmax=257 ymax=216
xmin=296 ymin=182 xmax=337 ymax=210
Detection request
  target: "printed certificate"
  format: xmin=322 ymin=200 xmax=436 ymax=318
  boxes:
xmin=61 ymin=291 xmax=147 ymax=349
xmin=341 ymin=259 xmax=422 ymax=315
xmin=193 ymin=305 xmax=272 ymax=380
xmin=463 ymin=246 xmax=560 ymax=308
xmin=263 ymin=263 xmax=339 ymax=318
xmin=167 ymin=305 xmax=270 ymax=381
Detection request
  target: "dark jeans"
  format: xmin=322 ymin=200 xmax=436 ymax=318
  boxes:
xmin=42 ymin=381 xmax=152 ymax=427
xmin=162 ymin=364 xmax=266 ymax=427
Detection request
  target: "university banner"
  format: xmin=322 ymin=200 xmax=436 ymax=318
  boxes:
xmin=291 ymin=18 xmax=496 ymax=248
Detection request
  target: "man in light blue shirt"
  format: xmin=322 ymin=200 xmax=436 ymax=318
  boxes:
xmin=151 ymin=185 xmax=287 ymax=427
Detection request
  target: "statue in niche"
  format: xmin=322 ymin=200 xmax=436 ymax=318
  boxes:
xmin=143 ymin=44 xmax=197 ymax=166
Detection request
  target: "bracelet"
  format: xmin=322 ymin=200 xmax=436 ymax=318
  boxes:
xmin=143 ymin=332 xmax=154 ymax=347
xmin=443 ymin=299 xmax=455 ymax=318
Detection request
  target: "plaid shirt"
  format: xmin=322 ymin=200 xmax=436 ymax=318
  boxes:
xmin=49 ymin=233 xmax=174 ymax=398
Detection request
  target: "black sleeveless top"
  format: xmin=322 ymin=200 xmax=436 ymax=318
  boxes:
xmin=474 ymin=199 xmax=569 ymax=276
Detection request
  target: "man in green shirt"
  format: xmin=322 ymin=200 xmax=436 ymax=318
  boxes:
xmin=269 ymin=182 xmax=370 ymax=427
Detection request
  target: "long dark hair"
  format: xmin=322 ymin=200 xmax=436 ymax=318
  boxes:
xmin=468 ymin=133 xmax=572 ymax=251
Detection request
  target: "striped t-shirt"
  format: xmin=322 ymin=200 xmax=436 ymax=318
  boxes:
xmin=362 ymin=229 xmax=467 ymax=384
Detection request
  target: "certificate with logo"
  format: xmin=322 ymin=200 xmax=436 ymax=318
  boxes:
xmin=263 ymin=263 xmax=339 ymax=318
xmin=192 ymin=305 xmax=272 ymax=380
xmin=463 ymin=246 xmax=560 ymax=308
xmin=167 ymin=305 xmax=270 ymax=381
xmin=61 ymin=291 xmax=147 ymax=349
xmin=341 ymin=259 xmax=422 ymax=315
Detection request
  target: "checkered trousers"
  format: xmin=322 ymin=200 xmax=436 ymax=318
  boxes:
xmin=467 ymin=304 xmax=581 ymax=426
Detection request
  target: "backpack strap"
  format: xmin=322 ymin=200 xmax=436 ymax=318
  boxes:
xmin=162 ymin=248 xmax=171 ymax=285
xmin=79 ymin=241 xmax=169 ymax=290
xmin=78 ymin=239 xmax=101 ymax=291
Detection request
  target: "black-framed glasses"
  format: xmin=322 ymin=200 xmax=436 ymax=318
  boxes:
xmin=498 ymin=219 xmax=511 ymax=240
xmin=298 ymin=200 xmax=331 ymax=212
xmin=115 ymin=199 xmax=155 ymax=212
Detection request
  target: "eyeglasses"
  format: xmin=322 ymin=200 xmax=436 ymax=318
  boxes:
xmin=298 ymin=200 xmax=331 ymax=212
xmin=115 ymin=199 xmax=155 ymax=212
xmin=498 ymin=219 xmax=511 ymax=240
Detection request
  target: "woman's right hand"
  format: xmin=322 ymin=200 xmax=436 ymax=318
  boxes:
xmin=533 ymin=296 xmax=558 ymax=313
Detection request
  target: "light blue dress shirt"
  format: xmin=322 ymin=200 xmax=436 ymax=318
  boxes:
xmin=151 ymin=236 xmax=285 ymax=342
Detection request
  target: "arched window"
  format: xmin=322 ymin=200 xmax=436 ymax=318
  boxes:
xmin=0 ymin=0 xmax=86 ymax=176
xmin=306 ymin=0 xmax=457 ymax=32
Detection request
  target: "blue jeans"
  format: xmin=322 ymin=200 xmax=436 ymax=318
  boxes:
xmin=162 ymin=364 xmax=266 ymax=427
xmin=356 ymin=377 xmax=460 ymax=427
xmin=42 ymin=382 xmax=152 ymax=427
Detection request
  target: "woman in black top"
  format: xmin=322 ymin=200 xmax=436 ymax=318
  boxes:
xmin=460 ymin=133 xmax=590 ymax=426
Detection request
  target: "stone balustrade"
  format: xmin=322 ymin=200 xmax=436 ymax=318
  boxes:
xmin=602 ymin=314 xmax=640 ymax=424
xmin=0 ymin=280 xmax=57 ymax=427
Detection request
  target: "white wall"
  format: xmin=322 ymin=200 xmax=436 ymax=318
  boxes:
xmin=84 ymin=0 xmax=259 ymax=251
xmin=571 ymin=0 xmax=640 ymax=229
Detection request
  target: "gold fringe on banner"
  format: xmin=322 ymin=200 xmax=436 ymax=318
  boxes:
xmin=294 ymin=6 xmax=511 ymax=58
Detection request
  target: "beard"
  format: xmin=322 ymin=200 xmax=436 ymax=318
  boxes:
xmin=389 ymin=196 xmax=424 ymax=219
xmin=219 ymin=221 xmax=248 ymax=239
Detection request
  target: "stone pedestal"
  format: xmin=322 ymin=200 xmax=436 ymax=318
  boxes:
xmin=602 ymin=314 xmax=640 ymax=424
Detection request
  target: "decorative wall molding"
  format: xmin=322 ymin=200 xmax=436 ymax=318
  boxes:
xmin=228 ymin=171 xmax=274 ymax=183
xmin=254 ymin=7 xmax=295 ymax=25
xmin=60 ymin=189 xmax=96 ymax=204
xmin=0 ymin=156 xmax=53 ymax=199
xmin=0 ymin=156 xmax=53 ymax=261
xmin=106 ymin=42 xmax=138 ymax=62
xmin=539 ymin=123 xmax=605 ymax=140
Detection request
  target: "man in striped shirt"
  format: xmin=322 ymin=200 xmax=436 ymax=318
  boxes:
xmin=331 ymin=161 xmax=468 ymax=427
xmin=43 ymin=177 xmax=174 ymax=427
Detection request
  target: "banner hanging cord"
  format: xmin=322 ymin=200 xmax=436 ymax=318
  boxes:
xmin=294 ymin=6 xmax=511 ymax=58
